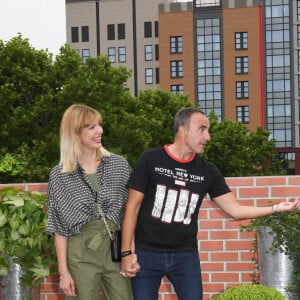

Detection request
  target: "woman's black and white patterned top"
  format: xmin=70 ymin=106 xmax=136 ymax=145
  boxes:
xmin=46 ymin=153 xmax=131 ymax=237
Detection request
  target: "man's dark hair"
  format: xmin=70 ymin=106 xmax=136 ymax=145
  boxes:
xmin=173 ymin=107 xmax=206 ymax=136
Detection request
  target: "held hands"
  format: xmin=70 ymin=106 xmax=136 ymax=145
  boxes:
xmin=60 ymin=272 xmax=76 ymax=297
xmin=120 ymin=253 xmax=141 ymax=278
xmin=274 ymin=198 xmax=300 ymax=213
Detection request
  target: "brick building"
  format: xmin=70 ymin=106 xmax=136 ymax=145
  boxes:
xmin=65 ymin=0 xmax=300 ymax=173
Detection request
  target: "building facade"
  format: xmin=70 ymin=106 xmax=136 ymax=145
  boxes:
xmin=65 ymin=0 xmax=300 ymax=174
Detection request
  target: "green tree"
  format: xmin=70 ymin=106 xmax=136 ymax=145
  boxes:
xmin=0 ymin=35 xmax=58 ymax=182
xmin=203 ymin=111 xmax=284 ymax=176
xmin=0 ymin=35 xmax=53 ymax=150
xmin=0 ymin=35 xmax=283 ymax=182
xmin=0 ymin=36 xmax=191 ymax=182
xmin=104 ymin=89 xmax=192 ymax=166
xmin=0 ymin=35 xmax=133 ymax=182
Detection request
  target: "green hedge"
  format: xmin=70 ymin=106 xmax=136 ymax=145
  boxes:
xmin=214 ymin=284 xmax=285 ymax=300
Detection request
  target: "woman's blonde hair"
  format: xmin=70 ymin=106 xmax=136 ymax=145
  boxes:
xmin=59 ymin=104 xmax=110 ymax=173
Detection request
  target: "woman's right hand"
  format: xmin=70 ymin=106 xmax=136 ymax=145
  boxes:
xmin=60 ymin=272 xmax=76 ymax=296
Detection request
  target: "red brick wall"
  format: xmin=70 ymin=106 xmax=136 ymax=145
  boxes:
xmin=2 ymin=176 xmax=300 ymax=300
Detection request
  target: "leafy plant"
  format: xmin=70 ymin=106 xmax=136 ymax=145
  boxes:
xmin=241 ymin=210 xmax=300 ymax=294
xmin=0 ymin=187 xmax=57 ymax=288
xmin=214 ymin=284 xmax=285 ymax=299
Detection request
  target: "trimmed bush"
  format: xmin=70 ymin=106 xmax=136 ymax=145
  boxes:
xmin=214 ymin=284 xmax=285 ymax=300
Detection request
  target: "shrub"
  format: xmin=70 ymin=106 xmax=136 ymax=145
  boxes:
xmin=214 ymin=284 xmax=285 ymax=300
xmin=0 ymin=187 xmax=57 ymax=288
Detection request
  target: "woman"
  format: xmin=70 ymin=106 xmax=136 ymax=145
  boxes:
xmin=46 ymin=104 xmax=134 ymax=299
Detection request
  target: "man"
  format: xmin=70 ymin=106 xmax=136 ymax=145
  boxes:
xmin=120 ymin=107 xmax=299 ymax=300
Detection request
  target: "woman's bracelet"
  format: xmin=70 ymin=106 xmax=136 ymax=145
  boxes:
xmin=60 ymin=272 xmax=71 ymax=280
xmin=272 ymin=204 xmax=278 ymax=214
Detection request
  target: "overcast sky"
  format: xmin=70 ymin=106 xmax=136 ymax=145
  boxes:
xmin=0 ymin=0 xmax=195 ymax=56
xmin=0 ymin=0 xmax=66 ymax=56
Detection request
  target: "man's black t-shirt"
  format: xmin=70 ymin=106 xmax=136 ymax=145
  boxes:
xmin=127 ymin=145 xmax=231 ymax=252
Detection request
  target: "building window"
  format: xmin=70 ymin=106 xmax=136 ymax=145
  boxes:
xmin=81 ymin=26 xmax=89 ymax=42
xmin=145 ymin=45 xmax=152 ymax=61
xmin=236 ymin=106 xmax=249 ymax=123
xmin=82 ymin=49 xmax=90 ymax=64
xmin=236 ymin=81 xmax=249 ymax=99
xmin=118 ymin=23 xmax=125 ymax=40
xmin=108 ymin=47 xmax=116 ymax=63
xmin=267 ymin=104 xmax=291 ymax=118
xmin=107 ymin=24 xmax=115 ymax=40
xmin=278 ymin=152 xmax=296 ymax=175
xmin=71 ymin=27 xmax=79 ymax=43
xmin=155 ymin=21 xmax=159 ymax=37
xmin=235 ymin=56 xmax=248 ymax=74
xmin=155 ymin=68 xmax=159 ymax=84
xmin=298 ymin=0 xmax=300 ymax=22
xmin=171 ymin=84 xmax=184 ymax=94
xmin=171 ymin=60 xmax=183 ymax=78
xmin=265 ymin=3 xmax=289 ymax=18
xmin=299 ymin=50 xmax=300 ymax=71
xmin=195 ymin=0 xmax=220 ymax=7
xmin=145 ymin=68 xmax=153 ymax=84
xmin=267 ymin=54 xmax=290 ymax=68
xmin=118 ymin=47 xmax=126 ymax=62
xmin=155 ymin=44 xmax=159 ymax=61
xmin=266 ymin=29 xmax=289 ymax=43
xmin=144 ymin=22 xmax=152 ymax=38
xmin=235 ymin=32 xmax=248 ymax=50
xmin=170 ymin=36 xmax=183 ymax=54
xmin=265 ymin=1 xmax=292 ymax=148
xmin=196 ymin=17 xmax=222 ymax=118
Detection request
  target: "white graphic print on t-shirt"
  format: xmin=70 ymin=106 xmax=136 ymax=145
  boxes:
xmin=152 ymin=185 xmax=199 ymax=225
